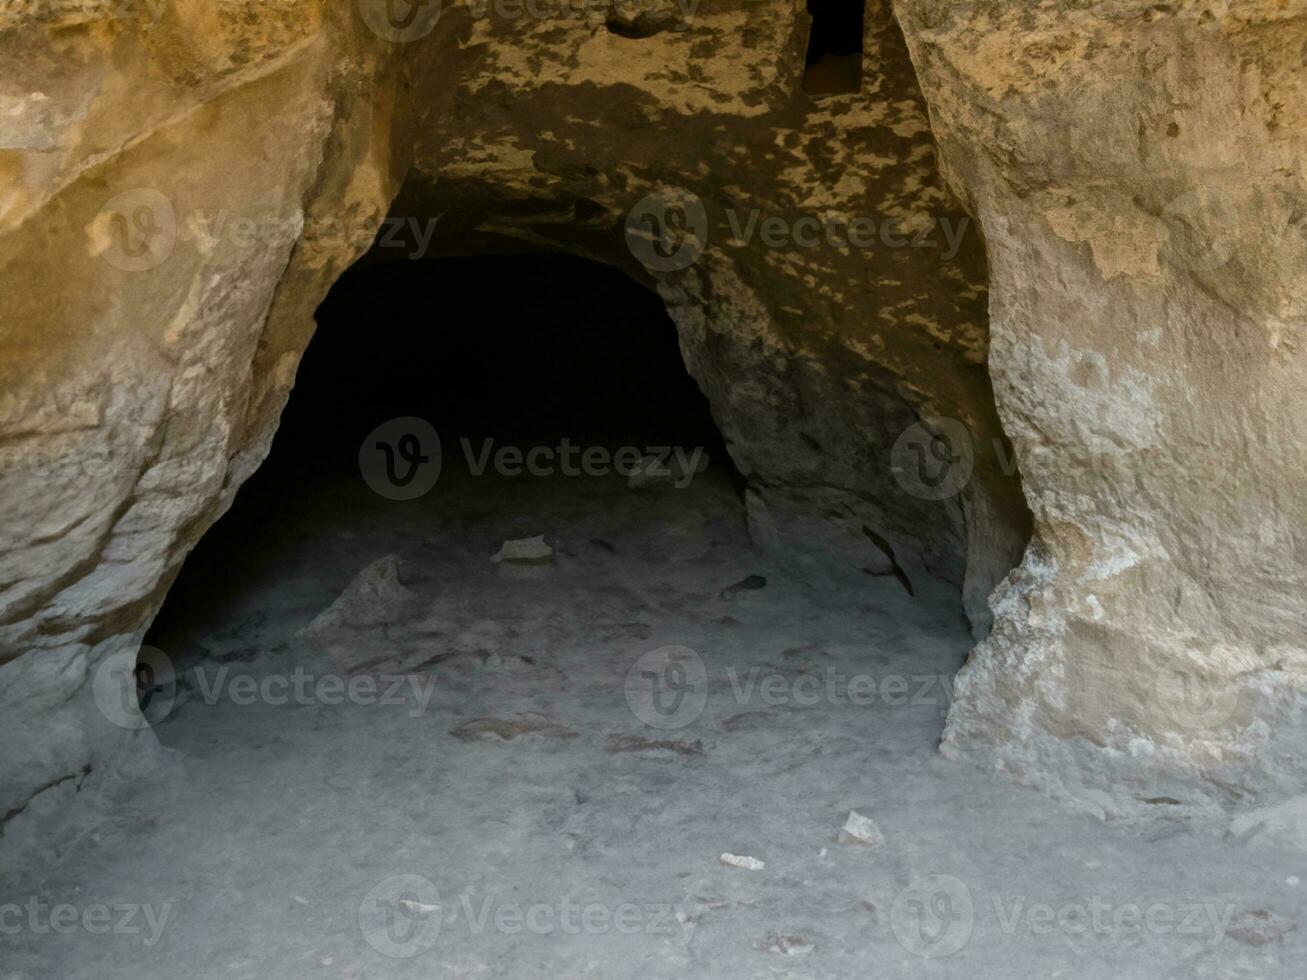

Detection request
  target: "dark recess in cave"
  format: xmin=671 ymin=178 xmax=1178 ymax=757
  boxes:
xmin=803 ymin=0 xmax=865 ymax=95
xmin=146 ymin=252 xmax=743 ymax=655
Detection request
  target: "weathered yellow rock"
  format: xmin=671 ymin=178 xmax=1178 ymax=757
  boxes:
xmin=2 ymin=0 xmax=1298 ymax=826
xmin=896 ymin=0 xmax=1307 ymax=817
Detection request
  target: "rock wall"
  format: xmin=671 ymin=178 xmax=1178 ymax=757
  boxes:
xmin=0 ymin=1 xmax=404 ymax=819
xmin=0 ymin=0 xmax=1031 ymax=823
xmin=895 ymin=0 xmax=1307 ymax=819
xmin=6 ymin=0 xmax=1299 ymax=829
xmin=388 ymin=0 xmax=1029 ymax=623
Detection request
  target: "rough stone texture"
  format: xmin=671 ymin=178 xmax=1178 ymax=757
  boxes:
xmin=0 ymin=0 xmax=1029 ymax=822
xmin=895 ymin=0 xmax=1307 ymax=819
xmin=390 ymin=0 xmax=1030 ymax=624
xmin=0 ymin=1 xmax=404 ymax=819
xmin=4 ymin=0 xmax=1300 ymax=830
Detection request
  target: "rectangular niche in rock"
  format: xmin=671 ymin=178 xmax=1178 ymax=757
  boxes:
xmin=803 ymin=0 xmax=865 ymax=95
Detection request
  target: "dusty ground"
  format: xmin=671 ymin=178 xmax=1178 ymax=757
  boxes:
xmin=2 ymin=468 xmax=1302 ymax=978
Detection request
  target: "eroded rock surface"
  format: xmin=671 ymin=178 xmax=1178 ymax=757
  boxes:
xmin=0 ymin=1 xmax=402 ymax=819
xmin=1 ymin=0 xmax=1301 ymax=827
xmin=0 ymin=0 xmax=1028 ymax=821
xmin=895 ymin=0 xmax=1307 ymax=818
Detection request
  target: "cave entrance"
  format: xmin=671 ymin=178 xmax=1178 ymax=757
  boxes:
xmin=144 ymin=249 xmax=751 ymax=700
xmin=131 ymin=241 xmax=982 ymax=976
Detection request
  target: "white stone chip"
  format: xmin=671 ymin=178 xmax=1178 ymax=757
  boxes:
xmin=719 ymin=853 xmax=765 ymax=871
xmin=490 ymin=535 xmax=554 ymax=564
xmin=838 ymin=810 xmax=884 ymax=847
xmin=398 ymin=898 xmax=441 ymax=914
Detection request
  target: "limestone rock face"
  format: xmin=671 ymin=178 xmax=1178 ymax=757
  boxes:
xmin=0 ymin=2 xmax=403 ymax=818
xmin=895 ymin=0 xmax=1307 ymax=818
xmin=0 ymin=0 xmax=1030 ymax=821
xmin=1 ymin=0 xmax=1300 ymax=827
xmin=389 ymin=0 xmax=1030 ymax=625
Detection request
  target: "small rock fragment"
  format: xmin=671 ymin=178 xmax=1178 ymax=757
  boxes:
xmin=449 ymin=714 xmax=578 ymax=743
xmin=721 ymin=711 xmax=771 ymax=733
xmin=301 ymin=555 xmax=415 ymax=634
xmin=605 ymin=734 xmax=704 ymax=757
xmin=838 ymin=810 xmax=885 ymax=847
xmin=490 ymin=536 xmax=553 ymax=565
xmin=1227 ymin=909 xmax=1296 ymax=946
xmin=762 ymin=934 xmax=814 ymax=956
xmin=398 ymin=898 xmax=441 ymax=915
xmin=720 ymin=574 xmax=767 ymax=599
xmin=720 ymin=853 xmax=765 ymax=871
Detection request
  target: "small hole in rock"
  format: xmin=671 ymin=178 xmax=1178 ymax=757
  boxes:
xmin=803 ymin=0 xmax=865 ymax=96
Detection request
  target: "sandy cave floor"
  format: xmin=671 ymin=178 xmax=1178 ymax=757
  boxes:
xmin=2 ymin=469 xmax=1304 ymax=979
